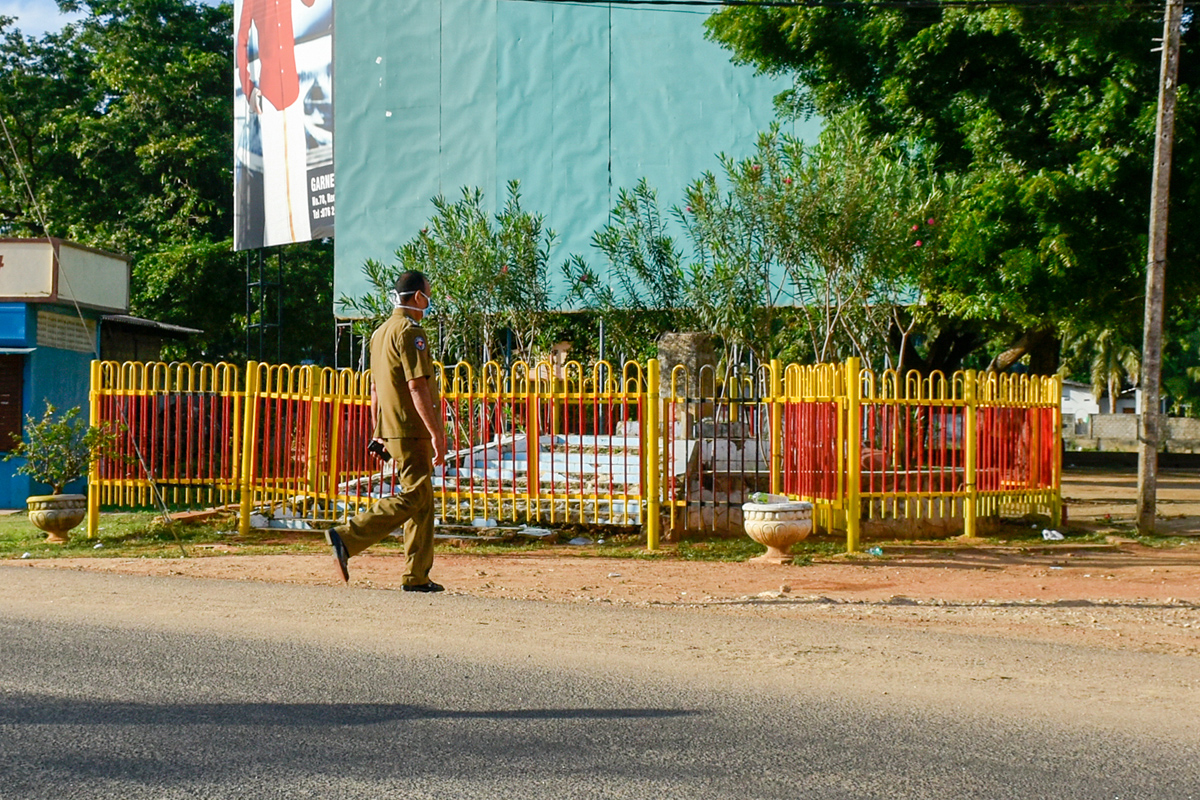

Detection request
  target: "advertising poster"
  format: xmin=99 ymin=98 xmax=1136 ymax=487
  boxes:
xmin=234 ymin=0 xmax=334 ymax=250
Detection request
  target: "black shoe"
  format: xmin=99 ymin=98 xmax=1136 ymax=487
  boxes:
xmin=325 ymin=529 xmax=350 ymax=584
xmin=402 ymin=581 xmax=445 ymax=593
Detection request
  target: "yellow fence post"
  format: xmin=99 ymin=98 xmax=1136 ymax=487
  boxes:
xmin=770 ymin=358 xmax=783 ymax=496
xmin=551 ymin=372 xmax=561 ymax=436
xmin=526 ymin=368 xmax=540 ymax=522
xmin=326 ymin=372 xmax=343 ymax=515
xmin=305 ymin=365 xmax=322 ymax=504
xmin=238 ymin=361 xmax=260 ymax=536
xmin=963 ymin=369 xmax=979 ymax=538
xmin=86 ymin=359 xmax=101 ymax=539
xmin=645 ymin=358 xmax=661 ymax=551
xmin=845 ymin=357 xmax=862 ymax=553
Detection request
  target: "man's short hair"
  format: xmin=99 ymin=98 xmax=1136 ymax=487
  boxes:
xmin=393 ymin=270 xmax=429 ymax=298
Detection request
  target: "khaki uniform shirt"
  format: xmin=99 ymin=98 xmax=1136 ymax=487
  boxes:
xmin=370 ymin=310 xmax=439 ymax=439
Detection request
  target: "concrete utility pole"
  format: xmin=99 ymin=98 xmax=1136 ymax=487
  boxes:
xmin=1138 ymin=0 xmax=1184 ymax=535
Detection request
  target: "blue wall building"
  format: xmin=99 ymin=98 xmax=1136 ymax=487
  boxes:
xmin=0 ymin=239 xmax=129 ymax=508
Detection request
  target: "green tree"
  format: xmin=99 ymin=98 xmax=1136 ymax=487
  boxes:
xmin=562 ymin=179 xmax=697 ymax=360
xmin=0 ymin=1 xmax=335 ymax=364
xmin=567 ymin=115 xmax=952 ymax=370
xmin=1162 ymin=307 xmax=1200 ymax=417
xmin=341 ymin=183 xmax=554 ymax=366
xmin=706 ymin=0 xmax=1200 ymax=372
xmin=684 ymin=117 xmax=952 ymax=371
xmin=1 ymin=0 xmax=232 ymax=250
xmin=1062 ymin=325 xmax=1141 ymax=414
xmin=0 ymin=18 xmax=92 ymax=235
xmin=134 ymin=237 xmax=333 ymax=363
xmin=4 ymin=402 xmax=121 ymax=494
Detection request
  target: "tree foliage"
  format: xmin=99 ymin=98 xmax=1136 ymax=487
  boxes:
xmin=707 ymin=0 xmax=1200 ymax=371
xmin=562 ymin=179 xmax=697 ymax=360
xmin=689 ymin=117 xmax=952 ymax=370
xmin=1 ymin=0 xmax=232 ymax=250
xmin=132 ymin=237 xmax=333 ymax=362
xmin=341 ymin=183 xmax=554 ymax=366
xmin=3 ymin=403 xmax=121 ymax=494
xmin=0 ymin=1 xmax=334 ymax=364
xmin=1162 ymin=308 xmax=1200 ymax=417
xmin=566 ymin=116 xmax=951 ymax=370
xmin=1061 ymin=324 xmax=1141 ymax=413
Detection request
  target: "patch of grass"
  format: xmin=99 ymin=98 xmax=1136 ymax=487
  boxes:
xmin=0 ymin=507 xmax=852 ymax=563
xmin=9 ymin=510 xmax=1189 ymax=564
xmin=435 ymin=532 xmax=848 ymax=563
xmin=431 ymin=532 xmax=846 ymax=563
xmin=0 ymin=510 xmax=335 ymax=560
xmin=978 ymin=530 xmax=1114 ymax=546
xmin=431 ymin=539 xmax=546 ymax=556
xmin=0 ymin=510 xmax=220 ymax=559
xmin=665 ymin=536 xmax=844 ymax=564
xmin=674 ymin=538 xmax=763 ymax=562
xmin=973 ymin=521 xmax=1200 ymax=550
xmin=1129 ymin=534 xmax=1200 ymax=549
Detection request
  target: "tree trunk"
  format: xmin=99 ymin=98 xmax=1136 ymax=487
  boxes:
xmin=1139 ymin=0 xmax=1182 ymax=535
xmin=1027 ymin=332 xmax=1061 ymax=376
xmin=988 ymin=327 xmax=1059 ymax=374
xmin=888 ymin=320 xmax=985 ymax=375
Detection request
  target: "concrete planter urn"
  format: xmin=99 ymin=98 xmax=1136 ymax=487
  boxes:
xmin=742 ymin=494 xmax=813 ymax=564
xmin=5 ymin=404 xmax=121 ymax=546
xmin=27 ymin=494 xmax=87 ymax=544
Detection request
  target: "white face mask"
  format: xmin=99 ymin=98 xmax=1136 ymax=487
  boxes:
xmin=388 ymin=288 xmax=435 ymax=317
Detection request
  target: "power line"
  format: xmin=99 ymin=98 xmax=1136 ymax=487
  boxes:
xmin=503 ymin=0 xmax=1166 ymax=9
xmin=502 ymin=1 xmax=1167 ymax=31
xmin=0 ymin=109 xmax=185 ymax=556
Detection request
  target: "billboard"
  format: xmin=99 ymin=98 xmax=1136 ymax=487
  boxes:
xmin=332 ymin=0 xmax=810 ymax=311
xmin=234 ymin=0 xmax=334 ymax=251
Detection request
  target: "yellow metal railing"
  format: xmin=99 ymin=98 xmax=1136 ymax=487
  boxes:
xmin=88 ymin=357 xmax=1062 ymax=552
xmin=87 ymin=360 xmax=245 ymax=538
xmin=433 ymin=359 xmax=647 ymax=530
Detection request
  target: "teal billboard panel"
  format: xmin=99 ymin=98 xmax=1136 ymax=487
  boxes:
xmin=334 ymin=0 xmax=815 ymax=313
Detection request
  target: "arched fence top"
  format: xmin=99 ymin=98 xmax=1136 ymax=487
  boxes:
xmin=94 ymin=358 xmax=1062 ymax=408
xmin=859 ymin=368 xmax=965 ymax=403
xmin=98 ymin=360 xmax=244 ymax=394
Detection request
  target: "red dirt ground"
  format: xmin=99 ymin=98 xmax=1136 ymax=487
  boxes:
xmin=7 ymin=468 xmax=1199 ymax=656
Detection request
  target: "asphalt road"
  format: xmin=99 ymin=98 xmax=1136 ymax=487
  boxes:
xmin=0 ymin=567 xmax=1196 ymax=799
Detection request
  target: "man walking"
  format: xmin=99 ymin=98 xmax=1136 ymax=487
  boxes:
xmin=325 ymin=270 xmax=446 ymax=592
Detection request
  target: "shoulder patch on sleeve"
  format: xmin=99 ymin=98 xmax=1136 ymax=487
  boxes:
xmin=414 ymin=336 xmax=426 ymax=351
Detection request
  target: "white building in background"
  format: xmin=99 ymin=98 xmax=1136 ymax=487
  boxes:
xmin=1061 ymin=380 xmax=1101 ymax=424
xmin=1062 ymin=380 xmax=1138 ymax=415
xmin=1061 ymin=380 xmax=1144 ymax=441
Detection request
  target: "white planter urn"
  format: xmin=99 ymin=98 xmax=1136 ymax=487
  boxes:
xmin=27 ymin=494 xmax=87 ymax=544
xmin=742 ymin=494 xmax=813 ymax=564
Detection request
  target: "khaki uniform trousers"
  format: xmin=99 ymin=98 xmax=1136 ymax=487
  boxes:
xmin=336 ymin=438 xmax=434 ymax=586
